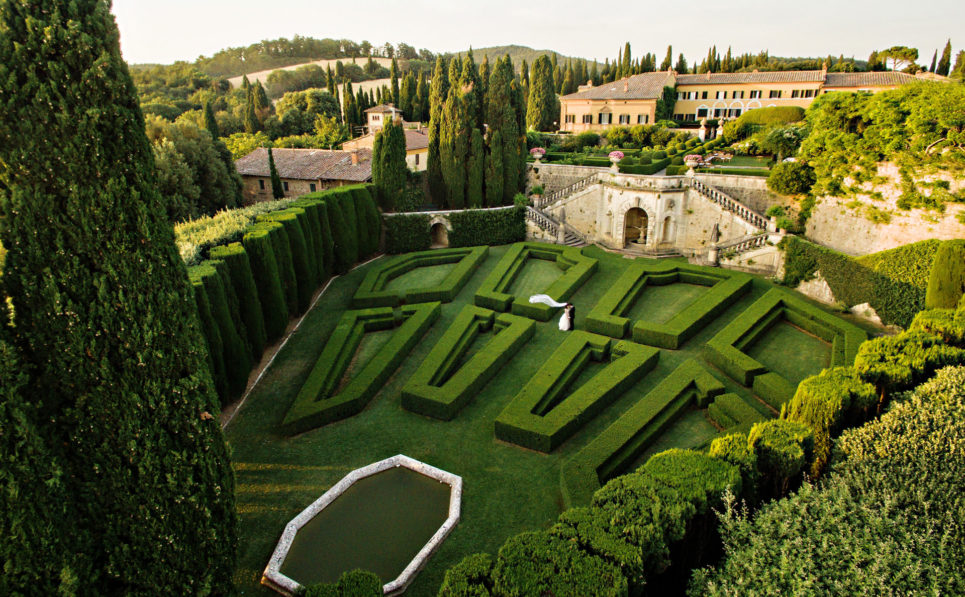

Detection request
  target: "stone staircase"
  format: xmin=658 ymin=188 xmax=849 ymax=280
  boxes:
xmin=689 ymin=178 xmax=768 ymax=230
xmin=525 ymin=206 xmax=588 ymax=247
xmin=534 ymin=172 xmax=601 ymax=211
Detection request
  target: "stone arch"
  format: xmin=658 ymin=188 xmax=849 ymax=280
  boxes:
xmin=622 ymin=206 xmax=650 ymax=248
xmin=747 ymin=100 xmax=762 ymax=109
xmin=429 ymin=216 xmax=451 ymax=248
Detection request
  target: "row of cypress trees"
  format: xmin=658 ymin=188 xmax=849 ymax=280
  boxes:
xmin=0 ymin=1 xmax=237 ymax=593
xmin=371 ymin=119 xmax=408 ymax=211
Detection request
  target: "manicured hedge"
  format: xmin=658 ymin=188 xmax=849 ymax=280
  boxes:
xmin=351 ymin=246 xmax=488 ymax=308
xmin=174 ymin=197 xmax=298 ymax=265
xmin=585 ymin=260 xmax=752 ymax=348
xmin=384 ymin=213 xmax=431 ymax=254
xmin=925 ymin=239 xmax=965 ymax=309
xmin=474 ymin=242 xmax=598 ymax=321
xmin=259 ymin=208 xmax=314 ymax=312
xmin=209 ymin=242 xmax=267 ymax=359
xmin=560 ymin=359 xmax=725 ymax=507
xmin=448 ymin=207 xmax=526 ymax=248
xmin=619 ymin=157 xmax=671 ymax=175
xmin=282 ymin=302 xmax=440 ymax=434
xmin=708 ymin=393 xmax=766 ymax=431
xmin=747 ymin=419 xmax=814 ymax=500
xmin=780 ymin=236 xmax=942 ymax=327
xmin=242 ymin=223 xmax=289 ymax=342
xmin=704 ymin=288 xmax=866 ymax=410
xmin=402 ymin=306 xmax=534 ymax=420
xmin=495 ymin=335 xmax=659 ymax=452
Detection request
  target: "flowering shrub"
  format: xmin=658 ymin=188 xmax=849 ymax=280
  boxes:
xmin=608 ymin=150 xmax=625 ymax=160
xmin=685 ymin=154 xmax=702 ymax=162
xmin=530 ymin=147 xmax=546 ymax=158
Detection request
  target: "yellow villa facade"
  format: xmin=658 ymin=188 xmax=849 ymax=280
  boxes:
xmin=559 ymin=70 xmax=931 ymax=132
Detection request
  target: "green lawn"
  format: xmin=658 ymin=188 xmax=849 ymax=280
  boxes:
xmin=720 ymin=155 xmax=772 ymax=168
xmin=225 ymin=244 xmax=845 ymax=596
xmin=746 ymin=321 xmax=832 ymax=387
xmin=624 ymin=282 xmax=708 ymax=325
xmin=385 ymin=263 xmax=457 ymax=292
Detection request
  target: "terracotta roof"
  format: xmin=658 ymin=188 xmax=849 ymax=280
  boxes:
xmin=234 ymin=148 xmax=372 ymax=182
xmin=364 ymin=103 xmax=401 ymax=114
xmin=676 ymin=71 xmax=825 ymax=85
xmin=561 ymin=71 xmax=675 ymax=100
xmin=403 ymin=129 xmax=429 ymax=150
xmin=823 ymin=71 xmax=917 ymax=87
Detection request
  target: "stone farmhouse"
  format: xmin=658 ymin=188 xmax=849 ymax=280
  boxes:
xmin=560 ymin=69 xmax=932 ymax=131
xmin=341 ymin=127 xmax=429 ymax=172
xmin=234 ymin=147 xmax=371 ymax=202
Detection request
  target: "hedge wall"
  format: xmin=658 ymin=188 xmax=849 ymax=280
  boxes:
xmin=351 ymin=246 xmax=488 ymax=308
xmin=384 ymin=214 xmax=431 ymax=254
xmin=780 ymin=236 xmax=942 ymax=328
xmin=282 ymin=302 xmax=440 ymax=434
xmin=495 ymin=335 xmax=659 ymax=452
xmin=402 ymin=306 xmax=535 ymax=420
xmin=448 ymin=207 xmax=526 ymax=248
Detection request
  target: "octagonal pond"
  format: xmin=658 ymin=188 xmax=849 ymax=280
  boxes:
xmin=263 ymin=455 xmax=461 ymax=595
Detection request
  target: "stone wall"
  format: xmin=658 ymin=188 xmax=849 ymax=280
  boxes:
xmin=528 ymin=163 xmax=605 ymax=194
xmin=695 ymin=173 xmax=788 ymax=214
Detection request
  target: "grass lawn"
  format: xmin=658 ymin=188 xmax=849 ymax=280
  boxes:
xmin=624 ymin=282 xmax=707 ymax=325
xmin=225 ymin=244 xmax=849 ymax=596
xmin=746 ymin=321 xmax=832 ymax=387
xmin=721 ymin=156 xmax=772 ymax=168
xmin=385 ymin=263 xmax=458 ymax=293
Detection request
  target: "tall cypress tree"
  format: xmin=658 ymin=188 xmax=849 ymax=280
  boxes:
xmin=399 ymin=72 xmax=416 ymax=120
xmin=244 ymin=87 xmax=259 ymax=133
xmin=527 ymin=55 xmax=557 ymax=132
xmin=0 ymin=1 xmax=236 ymax=593
xmin=461 ymin=51 xmax=484 ymax=129
xmin=487 ymin=56 xmax=522 ymax=203
xmin=937 ymin=39 xmax=952 ymax=76
xmin=415 ymin=73 xmax=430 ymax=122
xmin=467 ymin=128 xmax=484 ymax=208
xmin=204 ymin=100 xmax=220 ymax=138
xmin=428 ymin=56 xmax=449 ymax=204
xmin=661 ymin=45 xmax=673 ymax=71
xmin=268 ymin=148 xmax=285 ymax=198
xmin=390 ymin=58 xmax=400 ymax=105
xmin=372 ymin=120 xmax=407 ymax=211
xmin=253 ymin=80 xmax=271 ymax=118
xmin=440 ymin=89 xmax=469 ymax=208
xmin=484 ymin=129 xmax=504 ymax=207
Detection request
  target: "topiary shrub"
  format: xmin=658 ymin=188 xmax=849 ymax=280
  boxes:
xmin=438 ymin=553 xmax=495 ymax=596
xmin=747 ymin=419 xmax=814 ymax=500
xmin=925 ymin=239 xmax=965 ymax=309
xmin=766 ymin=161 xmax=815 ymax=195
xmin=301 ymin=569 xmax=382 ymax=596
xmin=242 ymin=223 xmax=289 ymax=341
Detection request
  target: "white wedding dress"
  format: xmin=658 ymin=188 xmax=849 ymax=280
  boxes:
xmin=558 ymin=309 xmax=572 ymax=331
xmin=528 ymin=295 xmax=571 ymax=331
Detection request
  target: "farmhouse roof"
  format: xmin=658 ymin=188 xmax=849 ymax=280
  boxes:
xmin=234 ymin=148 xmax=372 ymax=182
xmin=364 ymin=103 xmax=402 ymax=114
xmin=561 ymin=71 xmax=675 ymax=100
xmin=823 ymin=71 xmax=918 ymax=87
xmin=676 ymin=71 xmax=826 ymax=85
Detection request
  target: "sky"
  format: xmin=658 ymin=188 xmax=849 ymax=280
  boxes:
xmin=112 ymin=0 xmax=964 ymax=67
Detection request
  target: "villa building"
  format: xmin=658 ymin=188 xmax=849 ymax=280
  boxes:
xmin=559 ymin=69 xmax=931 ymax=132
xmin=341 ymin=127 xmax=429 ymax=172
xmin=234 ymin=147 xmax=372 ymax=202
xmin=364 ymin=103 xmax=403 ymax=132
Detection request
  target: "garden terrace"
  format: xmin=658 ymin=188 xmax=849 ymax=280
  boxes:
xmin=704 ymin=289 xmax=867 ymax=410
xmin=474 ymin=242 xmax=598 ymax=321
xmin=586 ymin=261 xmax=752 ymax=349
xmin=351 ymin=246 xmax=488 ymax=308
xmin=224 ymin=244 xmax=868 ymax=596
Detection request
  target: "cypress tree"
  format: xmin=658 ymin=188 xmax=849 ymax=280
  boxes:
xmin=0 ymin=1 xmax=236 ymax=593
xmin=467 ymin=128 xmax=484 ymax=208
xmin=203 ymin=100 xmax=220 ymax=138
xmin=929 ymin=50 xmax=937 ymax=73
xmin=268 ymin=148 xmax=285 ymax=198
xmin=326 ymin=65 xmax=337 ymax=95
xmin=485 ymin=129 xmax=504 ymax=207
xmin=428 ymin=56 xmax=449 ymax=204
xmin=461 ymin=51 xmax=484 ymax=129
xmin=661 ymin=45 xmax=673 ymax=71
xmin=527 ymin=55 xmax=557 ymax=132
xmin=487 ymin=56 xmax=522 ymax=204
xmin=373 ymin=120 xmax=407 ymax=211
xmin=241 ymin=73 xmax=251 ymax=92
xmin=400 ymin=72 xmax=415 ymax=120
xmin=479 ymin=55 xmax=491 ymax=100
xmin=622 ymin=42 xmax=632 ymax=78
xmin=440 ymin=89 xmax=468 ymax=208
xmin=937 ymin=39 xmax=952 ymax=76
xmin=675 ymin=53 xmax=688 ymax=73
xmin=253 ymin=80 xmax=271 ymax=117
xmin=415 ymin=73 xmax=430 ymax=122
xmin=390 ymin=58 xmax=400 ymax=105
xmin=589 ymin=60 xmax=599 ymax=85
xmin=561 ymin=67 xmax=576 ymax=95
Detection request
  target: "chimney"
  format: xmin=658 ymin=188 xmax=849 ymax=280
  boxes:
xmin=624 ymin=80 xmax=629 ymax=93
xmin=351 ymin=150 xmax=359 ymax=165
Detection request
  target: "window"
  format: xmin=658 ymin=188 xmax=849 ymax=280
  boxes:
xmin=619 ymin=114 xmax=630 ymax=124
xmin=750 ymin=90 xmax=761 ymax=99
xmin=637 ymin=114 xmax=648 ymax=124
xmin=804 ymin=89 xmax=816 ymax=98
xmin=310 ymin=183 xmax=316 ymax=192
xmin=713 ymin=108 xmax=724 ymax=117
xmin=258 ymin=179 xmax=265 ymax=191
xmin=372 ymin=114 xmax=380 ymax=121
xmin=283 ymin=181 xmax=289 ymax=193
xmin=791 ymin=90 xmax=800 ymax=98
xmin=733 ymin=90 xmax=744 ymax=99
xmin=697 ymin=108 xmax=708 ymax=117
xmin=565 ymin=114 xmax=575 ymax=123
xmin=415 ymin=154 xmax=419 ymax=165
xmin=769 ymin=90 xmax=782 ymax=98
xmin=683 ymin=113 xmax=697 ymax=122
xmin=582 ymin=114 xmax=593 ymax=124
xmin=716 ymin=90 xmax=727 ymax=99
xmin=598 ymin=112 xmax=611 ymax=125
xmin=701 ymin=91 xmax=708 ymax=99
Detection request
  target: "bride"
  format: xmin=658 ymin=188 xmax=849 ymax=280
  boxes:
xmin=528 ymin=295 xmax=574 ymax=331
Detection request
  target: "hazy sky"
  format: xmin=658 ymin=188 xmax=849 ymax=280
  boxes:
xmin=112 ymin=0 xmax=963 ymax=67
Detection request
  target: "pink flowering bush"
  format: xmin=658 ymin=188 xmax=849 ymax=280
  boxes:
xmin=608 ymin=150 xmax=625 ymax=160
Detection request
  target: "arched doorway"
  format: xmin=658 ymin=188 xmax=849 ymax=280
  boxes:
xmin=624 ymin=208 xmax=648 ymax=247
xmin=431 ymin=222 xmax=449 ymax=248
xmin=662 ymin=216 xmax=675 ymax=244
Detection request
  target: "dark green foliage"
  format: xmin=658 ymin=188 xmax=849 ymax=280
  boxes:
xmin=779 ymin=236 xmax=941 ymax=327
xmin=925 ymin=239 xmax=965 ymax=309
xmin=708 ymin=433 xmax=758 ymax=503
xmin=282 ymin=303 xmax=440 ymax=434
xmin=707 ymin=393 xmax=765 ymax=430
xmin=302 ymin=569 xmax=383 ymax=597
xmin=766 ymin=161 xmax=815 ymax=195
xmin=491 ymin=531 xmax=628 ymax=597
xmin=243 ymin=223 xmax=290 ymax=340
xmin=349 ymin=186 xmax=381 ymax=259
xmin=440 ymin=89 xmax=470 ymax=208
xmin=527 ymin=55 xmax=558 ymax=132
xmin=261 ymin=209 xmax=314 ymax=312
xmin=372 ymin=120 xmax=407 ymax=211
xmin=210 ymin=243 xmax=267 ymax=357
xmin=695 ymin=367 xmax=965 ymax=596
xmin=747 ymin=419 xmax=814 ymax=500
xmin=467 ymin=128 xmax=485 ymax=208
xmin=439 ymin=553 xmax=494 ymax=596
xmin=909 ymin=306 xmax=965 ymax=347
xmin=404 ymin=306 xmax=535 ymax=420
xmin=495 ymin=336 xmax=658 ymax=452
xmin=191 ymin=270 xmax=228 ymax=400
xmin=384 ymin=214 xmax=431 ymax=254
xmin=853 ymin=329 xmax=965 ymax=402
xmin=203 ymin=100 xmax=220 ymax=138
xmin=561 ymin=360 xmax=726 ymax=507
xmin=428 ymin=57 xmax=449 ymax=205
xmin=781 ymin=367 xmax=876 ymax=477
xmin=448 ymin=207 xmax=526 ymax=248
xmin=722 ymin=106 xmax=805 ymax=142
xmin=322 ymin=194 xmax=357 ymax=274
xmin=261 ymin=219 xmax=299 ymax=315
xmin=352 ymin=247 xmax=488 ymax=308
xmin=473 ymin=242 xmax=597 ymax=321
xmin=268 ymin=147 xmax=285 ymax=198
xmin=0 ymin=1 xmax=236 ymax=592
